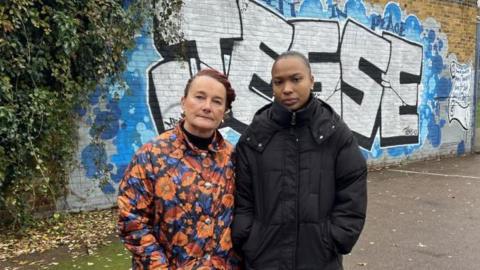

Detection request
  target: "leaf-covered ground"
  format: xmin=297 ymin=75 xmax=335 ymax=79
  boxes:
xmin=0 ymin=208 xmax=128 ymax=269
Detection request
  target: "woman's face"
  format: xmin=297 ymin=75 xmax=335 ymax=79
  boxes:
xmin=181 ymin=75 xmax=227 ymax=138
xmin=271 ymin=56 xmax=314 ymax=111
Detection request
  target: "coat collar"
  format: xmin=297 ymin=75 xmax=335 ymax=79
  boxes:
xmin=243 ymin=96 xmax=339 ymax=152
xmin=270 ymin=95 xmax=316 ymax=127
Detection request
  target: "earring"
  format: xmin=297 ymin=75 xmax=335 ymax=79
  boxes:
xmin=221 ymin=119 xmax=225 ymax=124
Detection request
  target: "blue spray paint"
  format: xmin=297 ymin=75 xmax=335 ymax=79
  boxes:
xmin=344 ymin=0 xmax=368 ymax=24
xmin=81 ymin=24 xmax=159 ymax=187
xmin=370 ymin=2 xmax=405 ymax=36
xmin=298 ymin=0 xmax=325 ymax=17
xmin=457 ymin=140 xmax=465 ymax=155
xmin=420 ymin=26 xmax=450 ymax=149
xmin=110 ymin=25 xmax=159 ymax=167
xmin=81 ymin=143 xmax=108 ymax=179
xmin=90 ymin=108 xmax=120 ymax=140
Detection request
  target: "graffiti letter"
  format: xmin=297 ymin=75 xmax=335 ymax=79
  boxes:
xmin=340 ymin=19 xmax=391 ymax=149
xmin=228 ymin=0 xmax=293 ymax=124
xmin=289 ymin=19 xmax=342 ymax=113
xmin=381 ymin=33 xmax=422 ymax=146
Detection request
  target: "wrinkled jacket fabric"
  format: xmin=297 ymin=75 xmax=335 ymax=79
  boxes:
xmin=118 ymin=122 xmax=240 ymax=270
xmin=232 ymin=97 xmax=367 ymax=270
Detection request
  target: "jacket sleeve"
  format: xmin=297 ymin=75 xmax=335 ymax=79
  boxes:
xmin=329 ymin=131 xmax=368 ymax=254
xmin=231 ymin=141 xmax=255 ymax=252
xmin=117 ymin=145 xmax=170 ymax=269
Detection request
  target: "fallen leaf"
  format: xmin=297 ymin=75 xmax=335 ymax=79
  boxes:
xmin=417 ymin=242 xmax=427 ymax=248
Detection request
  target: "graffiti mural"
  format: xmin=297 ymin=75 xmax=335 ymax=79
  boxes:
xmin=449 ymin=61 xmax=472 ymax=130
xmin=148 ymin=1 xmax=425 ymax=150
xmin=66 ymin=0 xmax=475 ymax=207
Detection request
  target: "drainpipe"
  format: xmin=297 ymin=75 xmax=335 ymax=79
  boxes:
xmin=474 ymin=16 xmax=480 ymax=153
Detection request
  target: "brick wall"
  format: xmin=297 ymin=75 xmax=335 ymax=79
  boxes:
xmin=370 ymin=0 xmax=477 ymax=62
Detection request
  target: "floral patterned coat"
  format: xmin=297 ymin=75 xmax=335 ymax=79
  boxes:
xmin=118 ymin=122 xmax=240 ymax=269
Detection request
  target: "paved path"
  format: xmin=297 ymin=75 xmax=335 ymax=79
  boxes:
xmin=344 ymin=153 xmax=480 ymax=270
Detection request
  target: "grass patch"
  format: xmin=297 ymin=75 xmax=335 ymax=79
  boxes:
xmin=48 ymin=240 xmax=131 ymax=270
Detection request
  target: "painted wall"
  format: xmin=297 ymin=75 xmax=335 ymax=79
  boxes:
xmin=60 ymin=0 xmax=478 ymax=211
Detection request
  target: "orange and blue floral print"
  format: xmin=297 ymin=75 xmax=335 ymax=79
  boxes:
xmin=118 ymin=122 xmax=240 ymax=270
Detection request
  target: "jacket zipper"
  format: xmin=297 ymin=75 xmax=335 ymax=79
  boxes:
xmin=290 ymin=111 xmax=298 ymax=269
xmin=291 ymin=125 xmax=300 ymax=270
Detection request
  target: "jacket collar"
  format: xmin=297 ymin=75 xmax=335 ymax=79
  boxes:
xmin=270 ymin=95 xmax=316 ymax=127
xmin=243 ymin=96 xmax=339 ymax=152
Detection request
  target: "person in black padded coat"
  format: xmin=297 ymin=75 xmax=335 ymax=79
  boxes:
xmin=232 ymin=51 xmax=368 ymax=270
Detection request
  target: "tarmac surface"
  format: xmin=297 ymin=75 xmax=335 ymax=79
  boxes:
xmin=343 ymin=153 xmax=480 ymax=270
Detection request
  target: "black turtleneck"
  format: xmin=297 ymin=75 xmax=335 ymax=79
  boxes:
xmin=181 ymin=123 xmax=213 ymax=150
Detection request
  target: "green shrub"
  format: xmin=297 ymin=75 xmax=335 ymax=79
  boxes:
xmin=0 ymin=0 xmax=152 ymax=228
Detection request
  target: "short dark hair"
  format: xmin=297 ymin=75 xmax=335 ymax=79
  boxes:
xmin=183 ymin=68 xmax=236 ymax=111
xmin=272 ymin=50 xmax=311 ymax=73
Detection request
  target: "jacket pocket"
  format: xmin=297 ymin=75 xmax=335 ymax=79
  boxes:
xmin=320 ymin=221 xmax=337 ymax=260
xmin=313 ymin=222 xmax=336 ymax=262
xmin=242 ymin=222 xmax=281 ymax=267
xmin=297 ymin=222 xmax=337 ymax=267
xmin=242 ymin=221 xmax=262 ymax=263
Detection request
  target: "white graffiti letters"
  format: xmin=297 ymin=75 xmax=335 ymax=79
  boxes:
xmin=340 ymin=20 xmax=391 ymax=148
xmin=148 ymin=0 xmax=423 ymax=149
xmin=381 ymin=33 xmax=422 ymax=146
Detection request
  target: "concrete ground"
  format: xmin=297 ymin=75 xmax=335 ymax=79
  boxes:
xmin=344 ymin=153 xmax=480 ymax=270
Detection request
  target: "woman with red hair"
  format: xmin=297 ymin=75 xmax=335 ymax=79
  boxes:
xmin=118 ymin=69 xmax=240 ymax=269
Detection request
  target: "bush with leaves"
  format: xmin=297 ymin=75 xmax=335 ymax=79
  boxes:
xmin=0 ymin=0 xmax=158 ymax=228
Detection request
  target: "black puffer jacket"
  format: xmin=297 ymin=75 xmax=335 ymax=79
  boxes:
xmin=232 ymin=97 xmax=367 ymax=270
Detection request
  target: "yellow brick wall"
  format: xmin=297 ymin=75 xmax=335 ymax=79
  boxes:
xmin=366 ymin=0 xmax=478 ymax=62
